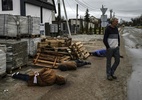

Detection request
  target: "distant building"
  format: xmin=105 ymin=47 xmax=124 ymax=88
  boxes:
xmin=0 ymin=0 xmax=56 ymax=24
xmin=69 ymin=19 xmax=81 ymax=34
xmin=69 ymin=18 xmax=98 ymax=34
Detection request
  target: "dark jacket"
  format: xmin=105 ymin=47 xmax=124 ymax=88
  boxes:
xmin=58 ymin=60 xmax=91 ymax=71
xmin=27 ymin=68 xmax=66 ymax=86
xmin=103 ymin=25 xmax=120 ymax=49
xmin=58 ymin=61 xmax=77 ymax=71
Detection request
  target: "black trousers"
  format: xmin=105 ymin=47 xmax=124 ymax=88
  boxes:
xmin=106 ymin=47 xmax=120 ymax=76
xmin=12 ymin=73 xmax=29 ymax=81
xmin=75 ymin=59 xmax=91 ymax=67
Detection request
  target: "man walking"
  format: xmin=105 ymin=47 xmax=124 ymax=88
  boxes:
xmin=103 ymin=17 xmax=120 ymax=81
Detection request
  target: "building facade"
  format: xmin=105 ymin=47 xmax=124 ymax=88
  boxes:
xmin=0 ymin=0 xmax=56 ymax=24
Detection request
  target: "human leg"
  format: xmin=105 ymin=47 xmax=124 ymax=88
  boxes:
xmin=111 ymin=47 xmax=120 ymax=76
xmin=58 ymin=64 xmax=68 ymax=71
xmin=106 ymin=48 xmax=114 ymax=80
xmin=93 ymin=52 xmax=99 ymax=56
xmin=75 ymin=60 xmax=91 ymax=67
xmin=12 ymin=73 xmax=30 ymax=81
xmin=106 ymin=49 xmax=113 ymax=75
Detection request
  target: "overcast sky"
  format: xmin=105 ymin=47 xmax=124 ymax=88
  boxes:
xmin=55 ymin=0 xmax=142 ymax=22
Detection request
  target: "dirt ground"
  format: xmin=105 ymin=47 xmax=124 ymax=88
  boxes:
xmin=0 ymin=34 xmax=132 ymax=100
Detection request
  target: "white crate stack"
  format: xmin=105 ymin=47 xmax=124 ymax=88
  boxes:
xmin=21 ymin=38 xmax=42 ymax=57
xmin=0 ymin=14 xmax=42 ymax=57
xmin=18 ymin=15 xmax=29 ymax=35
xmin=0 ymin=40 xmax=28 ymax=73
xmin=0 ymin=14 xmax=17 ymax=37
xmin=0 ymin=14 xmax=40 ymax=37
xmin=0 ymin=45 xmax=6 ymax=75
xmin=28 ymin=16 xmax=40 ymax=35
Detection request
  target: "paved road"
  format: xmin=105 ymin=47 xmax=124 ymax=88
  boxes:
xmin=0 ymin=34 xmax=131 ymax=100
xmin=122 ymin=27 xmax=142 ymax=100
xmin=39 ymin=34 xmax=131 ymax=100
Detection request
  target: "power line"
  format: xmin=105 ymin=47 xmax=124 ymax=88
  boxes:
xmin=74 ymin=0 xmax=89 ymax=14
xmin=66 ymin=0 xmax=87 ymax=16
xmin=74 ymin=0 xmax=88 ymax=9
xmin=75 ymin=0 xmax=98 ymax=10
xmin=81 ymin=0 xmax=98 ymax=9
xmin=66 ymin=0 xmax=76 ymax=13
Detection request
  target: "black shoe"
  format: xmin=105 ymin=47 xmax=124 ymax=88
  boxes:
xmin=120 ymin=55 xmax=124 ymax=58
xmin=89 ymin=52 xmax=93 ymax=55
xmin=86 ymin=62 xmax=91 ymax=65
xmin=111 ymin=75 xmax=117 ymax=79
xmin=107 ymin=76 xmax=113 ymax=81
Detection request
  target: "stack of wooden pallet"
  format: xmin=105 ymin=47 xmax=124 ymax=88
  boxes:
xmin=71 ymin=42 xmax=90 ymax=60
xmin=34 ymin=37 xmax=72 ymax=68
xmin=0 ymin=48 xmax=6 ymax=78
xmin=40 ymin=37 xmax=72 ymax=47
xmin=33 ymin=37 xmax=90 ymax=68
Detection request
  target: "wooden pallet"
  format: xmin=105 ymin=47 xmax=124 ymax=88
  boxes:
xmin=34 ymin=37 xmax=73 ymax=68
xmin=38 ymin=41 xmax=66 ymax=48
xmin=18 ymin=34 xmax=40 ymax=38
xmin=41 ymin=37 xmax=72 ymax=47
xmin=71 ymin=42 xmax=90 ymax=59
xmin=0 ymin=34 xmax=40 ymax=40
xmin=38 ymin=47 xmax=72 ymax=56
xmin=34 ymin=48 xmax=71 ymax=68
xmin=34 ymin=54 xmax=59 ymax=69
xmin=0 ymin=35 xmax=20 ymax=40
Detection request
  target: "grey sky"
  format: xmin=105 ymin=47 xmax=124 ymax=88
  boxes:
xmin=55 ymin=0 xmax=142 ymax=21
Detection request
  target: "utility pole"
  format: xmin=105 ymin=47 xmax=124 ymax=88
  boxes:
xmin=62 ymin=0 xmax=71 ymax=37
xmin=113 ymin=12 xmax=115 ymax=18
xmin=110 ymin=9 xmax=113 ymax=19
xmin=75 ymin=4 xmax=78 ymax=34
xmin=58 ymin=0 xmax=61 ymax=36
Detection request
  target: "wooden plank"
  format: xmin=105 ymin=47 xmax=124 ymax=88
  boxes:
xmin=84 ymin=53 xmax=90 ymax=58
xmin=77 ymin=44 xmax=83 ymax=49
xmin=33 ymin=53 xmax=40 ymax=64
xmin=39 ymin=39 xmax=68 ymax=47
xmin=41 ymin=50 xmax=69 ymax=56
xmin=36 ymin=59 xmax=59 ymax=66
xmin=38 ymin=42 xmax=49 ymax=48
xmin=38 ymin=56 xmax=55 ymax=62
xmin=53 ymin=57 xmax=58 ymax=67
xmin=77 ymin=48 xmax=86 ymax=52
xmin=41 ymin=47 xmax=69 ymax=51
xmin=60 ymin=56 xmax=71 ymax=62
xmin=34 ymin=63 xmax=53 ymax=68
xmin=54 ymin=47 xmax=69 ymax=50
xmin=75 ymin=42 xmax=82 ymax=46
xmin=45 ymin=39 xmax=65 ymax=43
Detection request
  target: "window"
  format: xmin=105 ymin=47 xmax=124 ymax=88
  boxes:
xmin=2 ymin=0 xmax=13 ymax=11
xmin=40 ymin=0 xmax=47 ymax=2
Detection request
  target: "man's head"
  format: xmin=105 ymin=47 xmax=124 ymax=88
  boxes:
xmin=110 ymin=17 xmax=118 ymax=27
